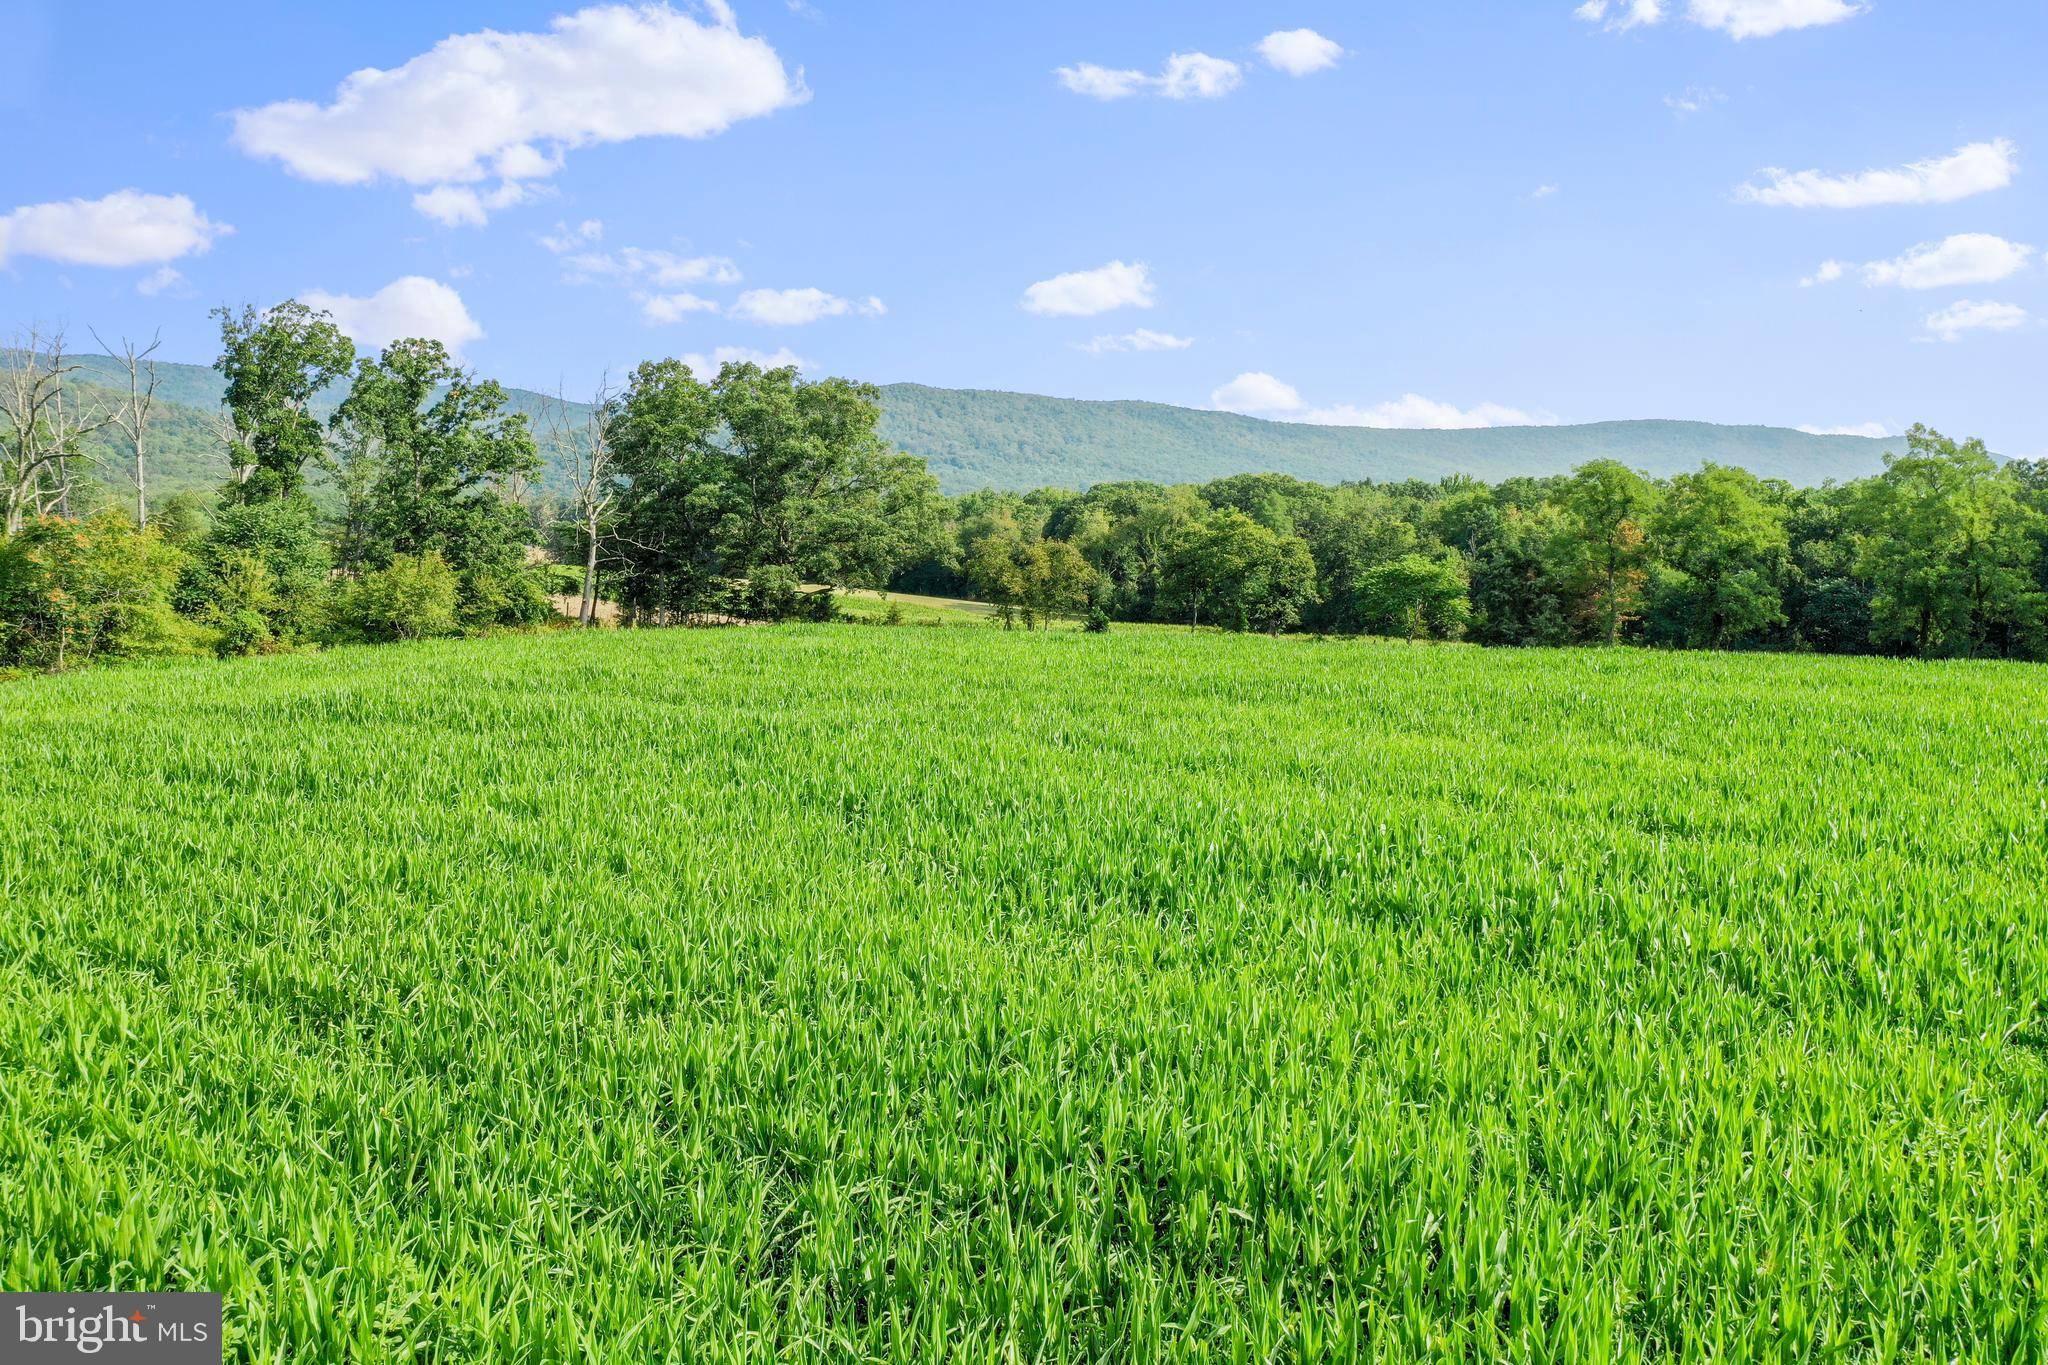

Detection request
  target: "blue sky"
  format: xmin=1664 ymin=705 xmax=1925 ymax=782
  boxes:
xmin=2 ymin=0 xmax=2044 ymax=453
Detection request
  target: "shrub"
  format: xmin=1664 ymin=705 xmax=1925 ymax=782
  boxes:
xmin=0 ymin=512 xmax=204 ymax=669
xmin=333 ymin=553 xmax=462 ymax=643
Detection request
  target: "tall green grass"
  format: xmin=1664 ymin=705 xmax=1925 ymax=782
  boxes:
xmin=3 ymin=629 xmax=2045 ymax=1361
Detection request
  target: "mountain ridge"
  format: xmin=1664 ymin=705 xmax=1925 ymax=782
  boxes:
xmin=29 ymin=354 xmax=1906 ymax=501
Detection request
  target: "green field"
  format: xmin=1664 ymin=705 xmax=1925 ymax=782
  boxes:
xmin=4 ymin=628 xmax=2046 ymax=1360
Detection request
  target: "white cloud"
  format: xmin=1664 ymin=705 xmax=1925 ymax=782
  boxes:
xmin=1665 ymin=85 xmax=1726 ymax=116
xmin=300 ymin=276 xmax=485 ymax=355
xmin=1800 ymin=259 xmax=1848 ymax=287
xmin=539 ymin=218 xmax=604 ymax=253
xmin=1212 ymin=374 xmax=1549 ymax=428
xmin=1022 ymin=260 xmax=1155 ymax=317
xmin=1923 ymin=299 xmax=2028 ymax=343
xmin=1859 ymin=234 xmax=2033 ymax=290
xmin=1687 ymin=0 xmax=1864 ymax=38
xmin=681 ymin=344 xmax=812 ymax=375
xmin=1798 ymin=422 xmax=1890 ymax=438
xmin=563 ymin=246 xmax=740 ymax=286
xmin=1574 ymin=0 xmax=1667 ymax=31
xmin=1211 ymin=372 xmax=1304 ymax=415
xmin=1157 ymin=53 xmax=1243 ymax=100
xmin=1055 ymin=64 xmax=1151 ymax=100
xmin=231 ymin=3 xmax=805 ymax=225
xmin=1302 ymin=395 xmax=1549 ymax=429
xmin=0 ymin=190 xmax=231 ymax=268
xmin=136 ymin=266 xmax=190 ymax=298
xmin=1739 ymin=139 xmax=2018 ymax=209
xmin=641 ymin=292 xmax=722 ymax=323
xmin=1578 ymin=0 xmax=1861 ymax=37
xmin=1257 ymin=29 xmax=1344 ymax=76
xmin=1080 ymin=329 xmax=1194 ymax=354
xmin=727 ymin=286 xmax=886 ymax=325
xmin=1056 ymin=52 xmax=1241 ymax=101
xmin=1531 ymin=184 xmax=1561 ymax=199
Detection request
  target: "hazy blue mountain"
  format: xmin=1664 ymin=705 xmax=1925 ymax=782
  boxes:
xmin=876 ymin=384 xmax=1905 ymax=492
xmin=36 ymin=355 xmax=1905 ymax=508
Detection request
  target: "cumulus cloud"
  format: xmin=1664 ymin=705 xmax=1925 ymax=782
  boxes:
xmin=1800 ymin=259 xmax=1848 ymax=287
xmin=728 ymin=286 xmax=886 ymax=325
xmin=681 ymin=344 xmax=812 ymax=374
xmin=641 ymin=292 xmax=722 ymax=323
xmin=1923 ymin=299 xmax=2028 ymax=343
xmin=1574 ymin=0 xmax=1667 ymax=30
xmin=1212 ymin=374 xmax=1549 ymax=428
xmin=1257 ymin=29 xmax=1344 ymax=76
xmin=1301 ymin=395 xmax=1549 ymax=429
xmin=300 ymin=276 xmax=485 ymax=355
xmin=1798 ymin=422 xmax=1890 ymax=438
xmin=1079 ymin=329 xmax=1194 ymax=355
xmin=1739 ymin=139 xmax=2018 ymax=209
xmin=1211 ymin=372 xmax=1304 ymax=415
xmin=231 ymin=3 xmax=806 ymax=224
xmin=1858 ymin=234 xmax=2033 ymax=290
xmin=1022 ymin=260 xmax=1155 ymax=317
xmin=1687 ymin=0 xmax=1865 ymax=38
xmin=1056 ymin=52 xmax=1241 ymax=101
xmin=0 ymin=190 xmax=231 ymax=268
xmin=1578 ymin=0 xmax=1861 ymax=37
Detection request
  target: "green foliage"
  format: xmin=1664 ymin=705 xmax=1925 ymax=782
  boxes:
xmin=178 ymin=496 xmax=332 ymax=655
xmin=212 ymin=301 xmax=356 ymax=504
xmin=612 ymin=360 xmax=943 ymax=621
xmin=1354 ymin=551 xmax=1472 ymax=640
xmin=4 ymin=628 xmax=2047 ymax=1357
xmin=1163 ymin=508 xmax=1318 ymax=633
xmin=0 ymin=512 xmax=203 ymax=668
xmin=330 ymin=552 xmax=462 ymax=643
xmin=1853 ymin=425 xmax=2045 ymax=659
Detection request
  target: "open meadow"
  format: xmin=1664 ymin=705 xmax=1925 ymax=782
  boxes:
xmin=3 ymin=627 xmax=2047 ymax=1360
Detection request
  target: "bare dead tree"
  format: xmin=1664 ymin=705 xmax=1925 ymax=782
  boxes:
xmin=540 ymin=379 xmax=621 ymax=626
xmin=1 ymin=326 xmax=115 ymax=535
xmin=207 ymin=405 xmax=261 ymax=489
xmin=90 ymin=327 xmax=163 ymax=528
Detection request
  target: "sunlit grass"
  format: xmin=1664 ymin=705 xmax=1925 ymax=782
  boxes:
xmin=3 ymin=628 xmax=2045 ymax=1361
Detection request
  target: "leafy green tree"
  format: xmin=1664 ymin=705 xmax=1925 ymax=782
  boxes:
xmin=1019 ymin=539 xmax=1099 ymax=629
xmin=1460 ymin=503 xmax=1573 ymax=646
xmin=1165 ymin=509 xmax=1318 ymax=633
xmin=1549 ymin=460 xmax=1659 ymax=645
xmin=1355 ymin=552 xmax=1472 ymax=641
xmin=332 ymin=338 xmax=545 ymax=627
xmin=1853 ymin=426 xmax=2045 ymax=658
xmin=612 ymin=360 xmax=942 ymax=622
xmin=178 ymin=498 xmax=332 ymax=655
xmin=1649 ymin=464 xmax=1789 ymax=649
xmin=712 ymin=363 xmax=944 ymax=596
xmin=610 ymin=359 xmax=727 ymax=618
xmin=212 ymin=301 xmax=355 ymax=504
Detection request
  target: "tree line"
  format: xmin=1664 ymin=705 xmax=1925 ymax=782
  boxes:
xmin=896 ymin=441 xmax=2048 ymax=658
xmin=5 ymin=299 xmax=2046 ymax=672
xmin=0 ymin=303 xmax=935 ymax=673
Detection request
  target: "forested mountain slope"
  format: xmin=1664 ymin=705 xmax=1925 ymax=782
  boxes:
xmin=40 ymin=355 xmax=1902 ymax=504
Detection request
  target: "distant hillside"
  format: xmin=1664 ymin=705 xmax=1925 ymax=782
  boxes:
xmin=876 ymin=384 xmax=1905 ymax=492
xmin=32 ymin=355 xmax=1904 ymax=508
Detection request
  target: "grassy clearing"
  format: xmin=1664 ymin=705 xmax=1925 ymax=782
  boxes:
xmin=2 ymin=628 xmax=2046 ymax=1361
